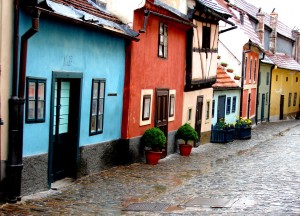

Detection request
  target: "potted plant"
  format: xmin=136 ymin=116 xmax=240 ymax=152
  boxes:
xmin=141 ymin=127 xmax=166 ymax=165
xmin=210 ymin=118 xmax=235 ymax=143
xmin=221 ymin=62 xmax=228 ymax=67
xmin=227 ymin=68 xmax=234 ymax=73
xmin=175 ymin=124 xmax=198 ymax=156
xmin=235 ymin=117 xmax=252 ymax=139
xmin=234 ymin=75 xmax=241 ymax=80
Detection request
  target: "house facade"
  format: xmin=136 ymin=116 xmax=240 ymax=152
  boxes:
xmin=182 ymin=0 xmax=232 ymax=144
xmin=6 ymin=0 xmax=138 ymax=201
xmin=121 ymin=0 xmax=193 ymax=160
xmin=212 ymin=66 xmax=241 ymax=125
xmin=0 ymin=0 xmax=14 ymax=194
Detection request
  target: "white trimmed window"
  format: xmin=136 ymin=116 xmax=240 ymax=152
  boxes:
xmin=140 ymin=89 xmax=153 ymax=126
xmin=168 ymin=90 xmax=176 ymax=121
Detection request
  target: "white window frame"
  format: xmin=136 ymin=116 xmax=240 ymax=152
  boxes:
xmin=140 ymin=89 xmax=153 ymax=126
xmin=168 ymin=90 xmax=176 ymax=122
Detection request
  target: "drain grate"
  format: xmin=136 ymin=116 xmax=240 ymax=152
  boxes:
xmin=123 ymin=202 xmax=170 ymax=211
xmin=184 ymin=197 xmax=236 ymax=208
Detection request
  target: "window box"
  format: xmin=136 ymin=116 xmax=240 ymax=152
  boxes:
xmin=210 ymin=125 xmax=235 ymax=143
xmin=234 ymin=127 xmax=251 ymax=139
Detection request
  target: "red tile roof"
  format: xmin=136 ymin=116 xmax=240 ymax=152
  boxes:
xmin=212 ymin=66 xmax=240 ymax=89
xmin=266 ymin=51 xmax=300 ymax=72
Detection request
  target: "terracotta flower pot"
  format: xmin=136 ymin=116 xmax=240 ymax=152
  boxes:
xmin=234 ymin=76 xmax=240 ymax=80
xmin=227 ymin=69 xmax=234 ymax=73
xmin=179 ymin=144 xmax=193 ymax=156
xmin=145 ymin=151 xmax=162 ymax=165
xmin=221 ymin=63 xmax=228 ymax=67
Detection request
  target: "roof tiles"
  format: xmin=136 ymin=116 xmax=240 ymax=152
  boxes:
xmin=212 ymin=66 xmax=240 ymax=89
xmin=266 ymin=51 xmax=300 ymax=72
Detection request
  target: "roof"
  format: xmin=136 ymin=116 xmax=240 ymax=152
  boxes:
xmin=266 ymin=51 xmax=300 ymax=72
xmin=261 ymin=54 xmax=274 ymax=65
xmin=232 ymin=0 xmax=294 ymax=40
xmin=212 ymin=66 xmax=241 ymax=89
xmin=215 ymin=0 xmax=263 ymax=50
xmin=197 ymin=0 xmax=232 ymax=17
xmin=33 ymin=0 xmax=139 ymax=40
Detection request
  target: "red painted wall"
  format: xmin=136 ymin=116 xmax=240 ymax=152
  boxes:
xmin=122 ymin=9 xmax=188 ymax=139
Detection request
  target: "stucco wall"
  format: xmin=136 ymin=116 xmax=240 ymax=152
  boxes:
xmin=270 ymin=68 xmax=300 ymax=121
xmin=182 ymin=88 xmax=213 ymax=133
xmin=212 ymin=90 xmax=240 ymax=125
xmin=20 ymin=11 xmax=126 ymax=156
xmin=0 ymin=0 xmax=13 ymax=162
xmin=122 ymin=9 xmax=188 ymax=139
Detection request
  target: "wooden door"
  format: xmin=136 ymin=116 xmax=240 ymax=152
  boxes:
xmin=155 ymin=89 xmax=169 ymax=158
xmin=280 ymin=95 xmax=284 ymax=120
xmin=261 ymin=94 xmax=265 ymax=121
xmin=217 ymin=95 xmax=226 ymax=121
xmin=195 ymin=96 xmax=203 ymax=143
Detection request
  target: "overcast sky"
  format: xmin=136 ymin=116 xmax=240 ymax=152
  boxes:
xmin=245 ymin=0 xmax=299 ymax=30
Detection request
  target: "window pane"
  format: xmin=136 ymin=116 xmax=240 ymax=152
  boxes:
xmin=28 ymin=101 xmax=35 ymax=119
xmin=160 ymin=23 xmax=163 ymax=34
xmin=37 ymin=101 xmax=45 ymax=119
xmin=100 ymin=82 xmax=105 ymax=98
xmin=159 ymin=45 xmax=163 ymax=56
xmin=93 ymin=82 xmax=99 ymax=98
xmin=92 ymin=99 xmax=97 ymax=115
xmin=38 ymin=83 xmax=45 ymax=100
xmin=91 ymin=115 xmax=96 ymax=132
xmin=169 ymin=95 xmax=174 ymax=117
xmin=99 ymin=99 xmax=104 ymax=114
xmin=164 ymin=47 xmax=168 ymax=58
xmin=164 ymin=25 xmax=168 ymax=36
xmin=164 ymin=36 xmax=168 ymax=46
xmin=28 ymin=82 xmax=36 ymax=100
xmin=97 ymin=115 xmax=103 ymax=131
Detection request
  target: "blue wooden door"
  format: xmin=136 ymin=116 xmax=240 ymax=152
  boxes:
xmin=217 ymin=95 xmax=226 ymax=121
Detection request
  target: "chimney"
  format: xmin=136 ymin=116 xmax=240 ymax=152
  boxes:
xmin=256 ymin=9 xmax=265 ymax=44
xmin=292 ymin=30 xmax=300 ymax=64
xmin=269 ymin=12 xmax=278 ymax=54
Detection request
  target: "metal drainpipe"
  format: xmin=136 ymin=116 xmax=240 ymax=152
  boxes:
xmin=7 ymin=4 xmax=39 ymax=203
xmin=239 ymin=52 xmax=245 ymax=118
xmin=267 ymin=65 xmax=275 ymax=122
xmin=255 ymin=53 xmax=265 ymax=125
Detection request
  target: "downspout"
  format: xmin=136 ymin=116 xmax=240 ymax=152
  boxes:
xmin=239 ymin=52 xmax=245 ymax=118
xmin=267 ymin=65 xmax=275 ymax=122
xmin=7 ymin=4 xmax=39 ymax=203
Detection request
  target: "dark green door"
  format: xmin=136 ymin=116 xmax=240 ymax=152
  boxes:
xmin=51 ymin=78 xmax=80 ymax=182
xmin=261 ymin=94 xmax=265 ymax=121
xmin=217 ymin=95 xmax=226 ymax=120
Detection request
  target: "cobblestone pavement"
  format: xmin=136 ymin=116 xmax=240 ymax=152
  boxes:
xmin=1 ymin=120 xmax=300 ymax=215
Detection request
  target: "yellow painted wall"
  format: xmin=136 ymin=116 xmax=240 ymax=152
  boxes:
xmin=0 ymin=0 xmax=13 ymax=161
xmin=270 ymin=68 xmax=300 ymax=121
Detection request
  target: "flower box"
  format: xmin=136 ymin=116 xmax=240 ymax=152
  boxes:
xmin=234 ymin=127 xmax=251 ymax=139
xmin=210 ymin=125 xmax=235 ymax=143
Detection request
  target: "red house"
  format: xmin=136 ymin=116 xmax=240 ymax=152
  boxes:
xmin=122 ymin=0 xmax=193 ymax=159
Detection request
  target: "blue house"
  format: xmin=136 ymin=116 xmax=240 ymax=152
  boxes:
xmin=7 ymin=0 xmax=138 ymax=200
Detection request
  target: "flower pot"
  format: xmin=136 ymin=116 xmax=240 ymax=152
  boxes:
xmin=179 ymin=144 xmax=193 ymax=156
xmin=227 ymin=69 xmax=234 ymax=73
xmin=221 ymin=63 xmax=227 ymax=67
xmin=145 ymin=151 xmax=162 ymax=165
xmin=234 ymin=76 xmax=240 ymax=80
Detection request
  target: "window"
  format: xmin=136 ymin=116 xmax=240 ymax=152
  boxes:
xmin=188 ymin=108 xmax=192 ymax=121
xmin=169 ymin=94 xmax=175 ymax=117
xmin=249 ymin=59 xmax=252 ymax=81
xmin=212 ymin=100 xmax=215 ymax=118
xmin=276 ymin=75 xmax=278 ymax=81
xmin=296 ymin=77 xmax=299 ymax=82
xmin=244 ymin=56 xmax=248 ymax=80
xmin=26 ymin=78 xmax=46 ymax=123
xmin=294 ymin=93 xmax=297 ymax=106
xmin=286 ymin=77 xmax=288 ymax=82
xmin=266 ymin=93 xmax=268 ymax=105
xmin=288 ymin=93 xmax=292 ymax=107
xmin=266 ymin=72 xmax=270 ymax=85
xmin=206 ymin=101 xmax=210 ymax=120
xmin=232 ymin=96 xmax=236 ymax=113
xmin=202 ymin=26 xmax=211 ymax=49
xmin=253 ymin=60 xmax=257 ymax=82
xmin=226 ymin=97 xmax=231 ymax=114
xmin=90 ymin=79 xmax=105 ymax=135
xmin=158 ymin=23 xmax=168 ymax=58
xmin=142 ymin=95 xmax=151 ymax=120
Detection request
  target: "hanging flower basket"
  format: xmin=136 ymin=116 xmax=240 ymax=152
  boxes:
xmin=227 ymin=68 xmax=234 ymax=73
xmin=234 ymin=76 xmax=240 ymax=80
xmin=221 ymin=62 xmax=228 ymax=67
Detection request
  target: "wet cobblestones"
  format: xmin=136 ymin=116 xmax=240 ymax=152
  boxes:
xmin=1 ymin=120 xmax=300 ymax=215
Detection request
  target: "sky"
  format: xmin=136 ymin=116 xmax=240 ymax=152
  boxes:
xmin=247 ymin=0 xmax=299 ymax=30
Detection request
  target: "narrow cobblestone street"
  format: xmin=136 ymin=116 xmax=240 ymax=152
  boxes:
xmin=1 ymin=120 xmax=300 ymax=215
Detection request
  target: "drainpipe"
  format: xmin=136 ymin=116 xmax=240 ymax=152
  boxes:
xmin=267 ymin=65 xmax=275 ymax=122
xmin=255 ymin=52 xmax=265 ymax=125
xmin=7 ymin=3 xmax=39 ymax=203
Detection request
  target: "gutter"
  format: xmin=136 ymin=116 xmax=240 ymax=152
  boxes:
xmin=7 ymin=2 xmax=40 ymax=203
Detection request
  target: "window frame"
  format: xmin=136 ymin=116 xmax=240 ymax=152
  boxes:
xmin=142 ymin=94 xmax=151 ymax=121
xmin=89 ymin=79 xmax=106 ymax=136
xmin=26 ymin=77 xmax=46 ymax=123
xmin=249 ymin=58 xmax=252 ymax=82
xmin=244 ymin=56 xmax=248 ymax=81
xmin=206 ymin=101 xmax=210 ymax=120
xmin=169 ymin=94 xmax=175 ymax=118
xmin=293 ymin=93 xmax=297 ymax=106
xmin=158 ymin=22 xmax=168 ymax=59
xmin=232 ymin=96 xmax=236 ymax=113
xmin=288 ymin=92 xmax=292 ymax=107
xmin=266 ymin=72 xmax=270 ymax=85
xmin=202 ymin=25 xmax=211 ymax=49
xmin=226 ymin=97 xmax=231 ymax=114
xmin=212 ymin=99 xmax=215 ymax=118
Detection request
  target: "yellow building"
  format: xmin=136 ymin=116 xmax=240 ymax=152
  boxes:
xmin=267 ymin=52 xmax=300 ymax=121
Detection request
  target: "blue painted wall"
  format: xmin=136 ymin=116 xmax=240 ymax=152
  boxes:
xmin=212 ymin=90 xmax=241 ymax=126
xmin=20 ymin=11 xmax=126 ymax=156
